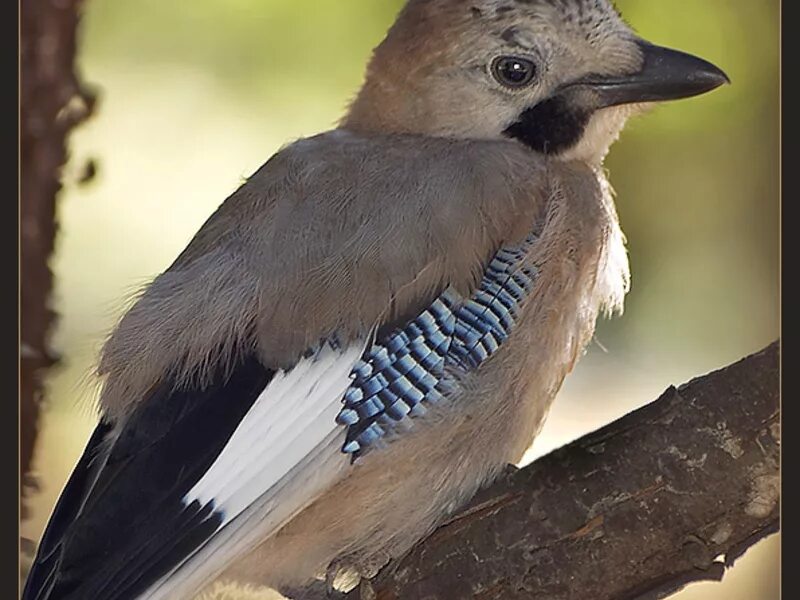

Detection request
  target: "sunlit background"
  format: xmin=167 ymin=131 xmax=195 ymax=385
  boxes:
xmin=22 ymin=0 xmax=779 ymax=598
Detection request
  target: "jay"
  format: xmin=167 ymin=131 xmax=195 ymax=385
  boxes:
xmin=23 ymin=0 xmax=728 ymax=598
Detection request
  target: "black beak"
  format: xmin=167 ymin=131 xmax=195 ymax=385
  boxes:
xmin=576 ymin=41 xmax=730 ymax=108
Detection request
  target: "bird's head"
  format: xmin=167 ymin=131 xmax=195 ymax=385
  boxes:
xmin=344 ymin=0 xmax=728 ymax=164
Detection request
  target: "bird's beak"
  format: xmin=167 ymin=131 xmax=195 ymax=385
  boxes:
xmin=575 ymin=41 xmax=730 ymax=108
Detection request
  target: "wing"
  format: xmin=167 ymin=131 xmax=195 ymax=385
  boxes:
xmin=23 ymin=132 xmax=546 ymax=600
xmin=338 ymin=234 xmax=539 ymax=457
xmin=23 ymin=354 xmax=274 ymax=600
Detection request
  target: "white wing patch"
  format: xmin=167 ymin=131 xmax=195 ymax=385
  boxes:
xmin=183 ymin=341 xmax=364 ymax=528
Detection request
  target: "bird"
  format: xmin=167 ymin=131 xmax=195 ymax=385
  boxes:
xmin=22 ymin=1 xmax=728 ymax=599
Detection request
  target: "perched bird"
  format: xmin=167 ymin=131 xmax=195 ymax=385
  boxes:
xmin=23 ymin=0 xmax=728 ymax=599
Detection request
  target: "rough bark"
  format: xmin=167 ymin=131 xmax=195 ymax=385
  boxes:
xmin=348 ymin=342 xmax=779 ymax=600
xmin=20 ymin=0 xmax=96 ymax=518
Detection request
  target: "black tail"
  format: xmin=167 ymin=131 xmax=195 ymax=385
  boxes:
xmin=22 ymin=353 xmax=273 ymax=600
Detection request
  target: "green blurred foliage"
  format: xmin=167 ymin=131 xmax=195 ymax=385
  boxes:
xmin=25 ymin=1 xmax=778 ymax=598
xmin=81 ymin=0 xmax=400 ymax=118
xmin=602 ymin=0 xmax=779 ymax=372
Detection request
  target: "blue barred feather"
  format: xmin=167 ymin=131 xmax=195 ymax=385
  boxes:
xmin=336 ymin=233 xmax=539 ymax=457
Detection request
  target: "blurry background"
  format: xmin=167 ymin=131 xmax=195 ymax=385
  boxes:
xmin=21 ymin=0 xmax=779 ymax=598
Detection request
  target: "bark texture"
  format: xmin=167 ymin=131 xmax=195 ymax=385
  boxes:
xmin=347 ymin=342 xmax=780 ymax=600
xmin=20 ymin=0 xmax=96 ymax=517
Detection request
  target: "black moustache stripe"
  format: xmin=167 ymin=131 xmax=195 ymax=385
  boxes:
xmin=504 ymin=95 xmax=592 ymax=155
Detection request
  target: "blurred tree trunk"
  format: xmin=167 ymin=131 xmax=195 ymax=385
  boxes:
xmin=20 ymin=0 xmax=95 ymax=519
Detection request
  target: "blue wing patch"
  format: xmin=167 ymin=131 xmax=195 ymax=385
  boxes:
xmin=337 ymin=234 xmax=539 ymax=457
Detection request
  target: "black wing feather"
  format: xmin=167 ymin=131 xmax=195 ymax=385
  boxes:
xmin=22 ymin=353 xmax=273 ymax=600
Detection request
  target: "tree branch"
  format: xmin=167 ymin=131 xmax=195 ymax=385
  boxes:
xmin=348 ymin=342 xmax=779 ymax=600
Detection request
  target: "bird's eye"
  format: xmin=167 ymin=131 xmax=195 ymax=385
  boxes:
xmin=491 ymin=56 xmax=537 ymax=88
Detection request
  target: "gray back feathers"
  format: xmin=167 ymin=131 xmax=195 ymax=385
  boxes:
xmin=98 ymin=132 xmax=552 ymax=418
